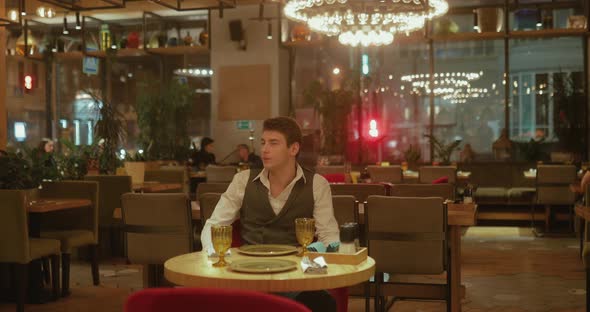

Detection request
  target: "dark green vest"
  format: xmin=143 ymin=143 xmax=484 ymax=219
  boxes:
xmin=240 ymin=167 xmax=315 ymax=245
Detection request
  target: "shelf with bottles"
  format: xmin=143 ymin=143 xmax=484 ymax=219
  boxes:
xmin=82 ymin=15 xmax=147 ymax=58
xmin=143 ymin=11 xmax=209 ymax=55
xmin=5 ymin=18 xmax=84 ymax=61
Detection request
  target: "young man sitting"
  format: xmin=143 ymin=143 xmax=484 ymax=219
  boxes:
xmin=201 ymin=117 xmax=340 ymax=312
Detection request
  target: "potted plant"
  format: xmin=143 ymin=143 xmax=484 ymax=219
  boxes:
xmin=0 ymin=151 xmax=41 ymax=203
xmin=403 ymin=144 xmax=422 ymax=170
xmin=424 ymin=134 xmax=462 ymax=165
xmin=86 ymin=89 xmax=126 ymax=175
xmin=56 ymin=139 xmax=96 ymax=180
xmin=552 ymin=72 xmax=585 ymax=160
xmin=303 ymin=76 xmax=356 ymax=161
xmin=136 ymin=78 xmax=194 ymax=163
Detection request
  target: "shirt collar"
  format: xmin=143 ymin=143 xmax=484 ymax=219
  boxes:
xmin=252 ymin=164 xmax=307 ymax=185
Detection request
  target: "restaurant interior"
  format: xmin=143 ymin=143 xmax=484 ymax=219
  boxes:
xmin=1 ymin=0 xmax=590 ymax=311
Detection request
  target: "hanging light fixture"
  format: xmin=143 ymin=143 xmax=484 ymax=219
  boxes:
xmin=75 ymin=12 xmax=82 ymax=30
xmin=267 ymin=21 xmax=273 ymax=40
xmin=284 ymin=0 xmax=449 ymax=47
xmin=400 ymin=71 xmax=483 ymax=97
xmin=63 ymin=16 xmax=69 ymax=35
xmin=473 ymin=9 xmax=479 ymax=31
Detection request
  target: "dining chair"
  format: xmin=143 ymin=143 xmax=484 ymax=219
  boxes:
xmin=332 ymin=195 xmax=358 ymax=225
xmin=144 ymin=169 xmax=187 ymax=193
xmin=205 ymin=165 xmax=237 ymax=183
xmin=365 ymin=195 xmax=450 ymax=312
xmin=418 ymin=166 xmax=457 ymax=184
xmin=536 ymin=164 xmax=576 ymax=232
xmin=330 ymin=183 xmax=388 ymax=203
xmin=39 ymin=181 xmax=100 ymax=296
xmin=124 ymin=288 xmax=311 ymax=312
xmin=0 ymin=190 xmax=62 ymax=312
xmin=196 ymin=182 xmax=230 ymax=202
xmin=84 ymin=175 xmax=133 ymax=258
xmin=367 ymin=165 xmax=403 ymax=184
xmin=121 ymin=193 xmax=193 ymax=287
xmin=389 ymin=183 xmax=455 ymax=201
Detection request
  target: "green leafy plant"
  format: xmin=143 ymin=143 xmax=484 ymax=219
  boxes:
xmin=304 ymin=75 xmax=357 ymax=156
xmin=516 ymin=138 xmax=546 ymax=162
xmin=424 ymin=134 xmax=461 ymax=164
xmin=403 ymin=144 xmax=422 ymax=164
xmin=552 ymin=72 xmax=585 ymax=155
xmin=86 ymin=89 xmax=126 ymax=174
xmin=56 ymin=140 xmax=96 ymax=180
xmin=0 ymin=152 xmax=38 ymax=189
xmin=136 ymin=79 xmax=194 ymax=161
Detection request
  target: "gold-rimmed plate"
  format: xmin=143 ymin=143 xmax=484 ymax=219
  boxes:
xmin=230 ymin=259 xmax=298 ymax=274
xmin=237 ymin=244 xmax=298 ymax=256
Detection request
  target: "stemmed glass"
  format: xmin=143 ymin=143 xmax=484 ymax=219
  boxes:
xmin=295 ymin=218 xmax=315 ymax=257
xmin=211 ymin=225 xmax=232 ymax=267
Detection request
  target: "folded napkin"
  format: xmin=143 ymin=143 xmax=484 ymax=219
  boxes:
xmin=307 ymin=242 xmax=340 ymax=253
xmin=206 ymin=246 xmax=232 ymax=257
xmin=301 ymin=256 xmax=328 ymax=274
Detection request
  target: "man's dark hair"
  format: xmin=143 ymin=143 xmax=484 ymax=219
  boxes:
xmin=237 ymin=144 xmax=249 ymax=151
xmin=263 ymin=117 xmax=302 ymax=147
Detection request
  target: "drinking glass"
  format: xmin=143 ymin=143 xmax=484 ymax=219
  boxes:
xmin=295 ymin=218 xmax=315 ymax=257
xmin=211 ymin=225 xmax=232 ymax=267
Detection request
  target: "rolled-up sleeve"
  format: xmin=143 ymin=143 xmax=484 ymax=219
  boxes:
xmin=312 ymin=174 xmax=340 ymax=246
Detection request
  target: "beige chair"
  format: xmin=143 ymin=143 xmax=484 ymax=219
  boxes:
xmin=536 ymin=164 xmax=576 ymax=232
xmin=84 ymin=175 xmax=133 ymax=258
xmin=121 ymin=193 xmax=193 ymax=287
xmin=315 ymin=165 xmax=346 ymax=176
xmin=205 ymin=166 xmax=237 ymax=183
xmin=419 ymin=166 xmax=457 ymax=184
xmin=332 ymin=195 xmax=358 ymax=225
xmin=365 ymin=196 xmax=449 ymax=312
xmin=0 ymin=190 xmax=62 ymax=312
xmin=330 ymin=183 xmax=388 ymax=203
xmin=145 ymin=168 xmax=187 ymax=193
xmin=390 ymin=183 xmax=455 ymax=201
xmin=39 ymin=181 xmax=99 ymax=296
xmin=196 ymin=183 xmax=230 ymax=201
xmin=367 ymin=165 xmax=403 ymax=184
xmin=199 ymin=193 xmax=223 ymax=225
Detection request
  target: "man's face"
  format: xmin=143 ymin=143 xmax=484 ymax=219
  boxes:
xmin=205 ymin=143 xmax=214 ymax=153
xmin=261 ymin=130 xmax=299 ymax=170
xmin=238 ymin=147 xmax=249 ymax=161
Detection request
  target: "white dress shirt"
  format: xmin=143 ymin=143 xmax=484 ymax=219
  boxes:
xmin=201 ymin=164 xmax=340 ymax=252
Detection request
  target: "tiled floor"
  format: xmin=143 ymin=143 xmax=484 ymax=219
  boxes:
xmin=0 ymin=226 xmax=586 ymax=311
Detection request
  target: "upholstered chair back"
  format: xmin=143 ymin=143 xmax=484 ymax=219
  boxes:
xmin=0 ymin=190 xmax=30 ymax=263
xmin=390 ymin=183 xmax=455 ymax=201
xmin=85 ymin=175 xmax=132 ymax=226
xmin=331 ymin=195 xmax=357 ymax=225
xmin=121 ymin=193 xmax=193 ymax=264
xmin=367 ymin=165 xmax=403 ymax=183
xmin=536 ymin=165 xmax=576 ymax=205
xmin=330 ymin=183 xmax=387 ymax=203
xmin=419 ymin=166 xmax=457 ymax=184
xmin=366 ymin=196 xmax=447 ymax=274
xmin=205 ymin=166 xmax=237 ymax=183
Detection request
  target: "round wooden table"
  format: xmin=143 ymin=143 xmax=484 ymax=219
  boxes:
xmin=164 ymin=249 xmax=375 ymax=292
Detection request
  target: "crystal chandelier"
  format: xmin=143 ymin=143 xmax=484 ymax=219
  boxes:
xmin=400 ymin=71 xmax=482 ymax=96
xmin=284 ymin=0 xmax=449 ymax=47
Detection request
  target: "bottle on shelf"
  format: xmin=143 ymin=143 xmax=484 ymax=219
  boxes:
xmin=183 ymin=31 xmax=193 ymax=46
xmin=99 ymin=24 xmax=111 ymax=51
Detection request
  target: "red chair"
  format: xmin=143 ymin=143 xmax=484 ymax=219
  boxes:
xmin=125 ymin=288 xmax=311 ymax=312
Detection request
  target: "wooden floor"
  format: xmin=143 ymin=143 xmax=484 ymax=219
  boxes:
xmin=0 ymin=226 xmax=586 ymax=312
